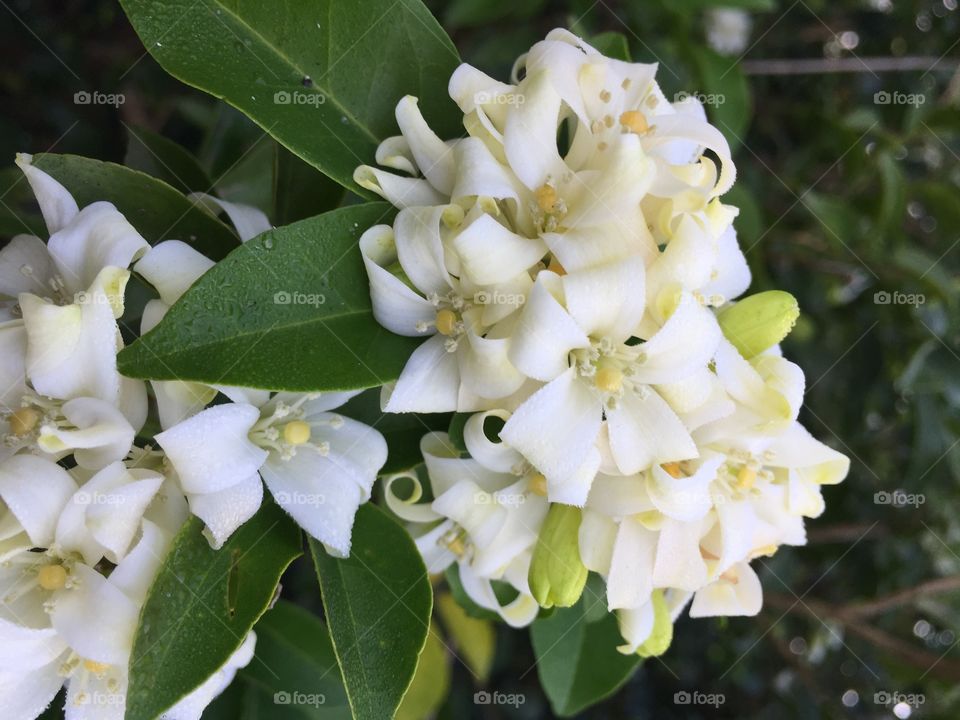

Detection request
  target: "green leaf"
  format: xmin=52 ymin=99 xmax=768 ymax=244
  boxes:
xmin=396 ymin=622 xmax=451 ymax=720
xmin=119 ymin=0 xmax=462 ymax=193
xmin=30 ymin=153 xmax=238 ymax=260
xmin=310 ymin=504 xmax=432 ymax=720
xmin=240 ymin=600 xmax=351 ymax=718
xmin=126 ymin=500 xmax=302 ymax=720
xmin=118 ymin=203 xmax=423 ymax=391
xmin=436 ymin=592 xmax=495 ymax=681
xmin=338 ymin=390 xmax=451 ymax=474
xmin=273 ymin=144 xmax=347 ymax=225
xmin=690 ymin=46 xmax=752 ymax=149
xmin=530 ymin=596 xmax=641 ymax=717
xmin=124 ymin=125 xmax=213 ymax=194
xmin=590 ymin=32 xmax=631 ymax=62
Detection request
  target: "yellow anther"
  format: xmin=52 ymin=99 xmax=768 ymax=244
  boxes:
xmin=10 ymin=407 xmax=40 ymax=436
xmin=435 ymin=308 xmax=457 ymax=336
xmin=750 ymin=544 xmax=778 ymax=559
xmin=534 ymin=184 xmax=558 ymax=212
xmin=736 ymin=466 xmax=757 ymax=490
xmin=599 ymin=89 xmax=612 ymax=102
xmin=446 ymin=536 xmax=465 ymax=557
xmin=594 ymin=366 xmax=623 ymax=393
xmin=660 ymin=462 xmax=684 ymax=479
xmin=603 ymin=114 xmax=614 ymax=128
xmin=282 ymin=420 xmax=311 ymax=446
xmin=38 ymin=564 xmax=67 ymax=591
xmin=82 ymin=659 xmax=110 ymax=674
xmin=619 ymin=110 xmax=649 ymax=135
xmin=528 ymin=473 xmax=548 ymax=497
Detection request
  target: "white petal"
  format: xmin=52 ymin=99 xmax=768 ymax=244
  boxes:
xmin=690 ymin=562 xmax=763 ymax=617
xmin=186 ymin=473 xmax=264 ymax=550
xmin=20 ymin=290 xmax=121 ymax=403
xmin=383 ymin=335 xmax=460 ymax=413
xmin=395 ymin=95 xmax=454 ymax=194
xmin=375 ymin=135 xmax=417 ymax=175
xmin=0 ymin=618 xmax=67 ymax=671
xmin=109 ymin=520 xmax=173 ymax=603
xmin=0 ymin=235 xmax=56 ymax=299
xmin=646 ymin=456 xmax=723 ymax=521
xmin=452 ymin=213 xmax=544 ymax=286
xmin=578 ymin=508 xmax=617 ymax=574
xmin=421 ymin=432 xmax=510 ymax=496
xmin=50 ymin=564 xmax=138 ymax=665
xmin=16 ymin=153 xmax=79 ymax=233
xmin=134 ymin=240 xmax=215 ymax=306
xmin=607 ymin=519 xmax=657 ymax=609
xmin=353 ymin=166 xmax=445 ymax=208
xmin=616 ymin=602 xmax=655 ymax=654
xmin=0 ymin=321 xmax=28 ymax=410
xmin=0 ymin=660 xmax=64 ymax=720
xmin=261 ymin=452 xmax=365 ymax=557
xmin=0 ymin=455 xmax=76 ymax=547
xmin=152 ymin=380 xmax=217 ymax=430
xmin=394 ymin=205 xmax=459 ymax=297
xmin=38 ymin=397 xmax=135 ymax=470
xmin=457 ymin=331 xmax=526 ymax=401
xmin=189 ymin=193 xmax=271 ymax=242
xmin=463 ymin=410 xmax=524 ymax=473
xmin=702 ymin=226 xmax=750 ymax=302
xmin=47 ymin=202 xmax=148 ymax=296
xmin=632 ymin=294 xmax=721 ymax=384
xmin=561 ymin=256 xmax=646 ymax=342
xmin=503 ymin=70 xmax=565 ymax=189
xmin=607 ymin=390 xmax=697 ymax=475
xmin=500 ymin=369 xmax=601 ymax=504
xmin=450 ymin=137 xmax=519 ymax=202
xmin=156 ymin=403 xmax=266 ymax=494
xmin=507 ymin=272 xmax=589 ymax=381
xmin=652 ymin=517 xmax=709 ymax=591
xmin=359 ymin=224 xmax=435 ymax=336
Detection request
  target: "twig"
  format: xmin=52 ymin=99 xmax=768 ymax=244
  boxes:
xmin=843 ymin=576 xmax=960 ymax=618
xmin=741 ymin=56 xmax=959 ymax=76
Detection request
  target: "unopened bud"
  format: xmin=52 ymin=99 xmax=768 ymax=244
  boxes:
xmin=717 ymin=290 xmax=799 ymax=359
xmin=528 ymin=504 xmax=588 ymax=608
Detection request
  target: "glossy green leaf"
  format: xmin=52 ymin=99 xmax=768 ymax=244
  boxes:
xmin=310 ymin=504 xmax=432 ymax=720
xmin=396 ymin=622 xmax=451 ymax=720
xmin=273 ymin=144 xmax=347 ymax=225
xmin=119 ymin=0 xmax=462 ymax=193
xmin=124 ymin=125 xmax=213 ymax=194
xmin=30 ymin=153 xmax=239 ymax=259
xmin=126 ymin=500 xmax=302 ymax=720
xmin=240 ymin=600 xmax=351 ymax=718
xmin=690 ymin=46 xmax=751 ymax=149
xmin=530 ymin=596 xmax=641 ymax=717
xmin=118 ymin=203 xmax=423 ymax=391
xmin=590 ymin=32 xmax=631 ymax=62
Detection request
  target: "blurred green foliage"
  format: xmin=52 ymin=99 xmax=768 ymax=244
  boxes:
xmin=3 ymin=0 xmax=960 ymax=717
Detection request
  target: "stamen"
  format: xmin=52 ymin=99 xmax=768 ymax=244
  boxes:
xmin=9 ymin=407 xmax=40 ymax=436
xmin=82 ymin=659 xmax=110 ymax=674
xmin=282 ymin=420 xmax=311 ymax=446
xmin=435 ymin=309 xmax=457 ymax=336
xmin=594 ymin=366 xmax=623 ymax=393
xmin=534 ymin=184 xmax=558 ymax=213
xmin=38 ymin=564 xmax=68 ymax=591
xmin=661 ymin=462 xmax=684 ymax=479
xmin=736 ymin=466 xmax=757 ymax=490
xmin=619 ymin=110 xmax=649 ymax=135
xmin=528 ymin=473 xmax=548 ymax=497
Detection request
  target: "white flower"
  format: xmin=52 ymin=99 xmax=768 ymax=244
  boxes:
xmin=386 ymin=424 xmax=547 ymax=627
xmin=705 ymin=8 xmax=753 ymax=56
xmin=360 ymin=210 xmax=531 ymax=413
xmin=501 ymin=257 xmax=720 ymax=504
xmin=156 ymin=391 xmax=386 ymax=556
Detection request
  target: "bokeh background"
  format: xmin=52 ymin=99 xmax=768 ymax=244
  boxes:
xmin=2 ymin=0 xmax=959 ymax=718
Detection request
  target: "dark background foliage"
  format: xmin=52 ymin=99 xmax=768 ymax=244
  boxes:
xmin=2 ymin=0 xmax=959 ymax=718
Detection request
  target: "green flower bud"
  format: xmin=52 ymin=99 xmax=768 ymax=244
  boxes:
xmin=636 ymin=590 xmax=673 ymax=658
xmin=528 ymin=504 xmax=588 ymax=609
xmin=717 ymin=290 xmax=800 ymax=359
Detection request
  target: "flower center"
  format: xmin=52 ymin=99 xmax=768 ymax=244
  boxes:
xmin=570 ymin=337 xmax=648 ymax=409
xmin=416 ymin=291 xmax=472 ymax=352
xmin=250 ymin=396 xmax=341 ymax=461
xmin=38 ymin=564 xmax=68 ymax=591
xmin=531 ymin=182 xmax=568 ymax=233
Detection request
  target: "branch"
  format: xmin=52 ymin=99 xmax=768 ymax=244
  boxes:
xmin=741 ymin=56 xmax=959 ymax=76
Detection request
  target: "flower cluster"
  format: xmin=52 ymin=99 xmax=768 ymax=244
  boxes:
xmin=1 ymin=156 xmax=387 ymax=719
xmin=360 ymin=30 xmax=850 ymax=653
